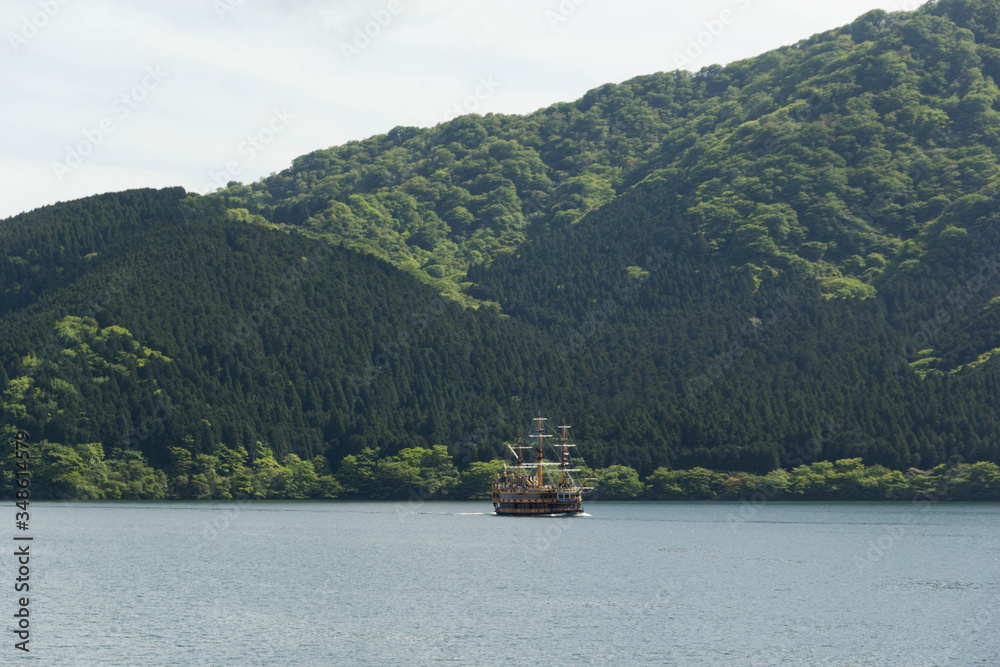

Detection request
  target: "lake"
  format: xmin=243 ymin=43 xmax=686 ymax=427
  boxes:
xmin=11 ymin=501 xmax=999 ymax=665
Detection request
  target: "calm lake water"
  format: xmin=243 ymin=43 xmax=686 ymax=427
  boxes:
xmin=10 ymin=501 xmax=999 ymax=665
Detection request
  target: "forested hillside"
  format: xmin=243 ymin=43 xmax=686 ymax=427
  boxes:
xmin=216 ymin=0 xmax=1000 ymax=303
xmin=4 ymin=0 xmax=1000 ymax=499
xmin=0 ymin=189 xmax=557 ymax=497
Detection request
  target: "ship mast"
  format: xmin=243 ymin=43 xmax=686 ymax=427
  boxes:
xmin=560 ymin=419 xmax=570 ymax=486
xmin=535 ymin=411 xmax=548 ymax=487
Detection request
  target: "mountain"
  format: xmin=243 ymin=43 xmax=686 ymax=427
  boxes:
xmin=4 ymin=0 xmax=1000 ymax=499
xmin=215 ymin=0 xmax=1000 ymax=304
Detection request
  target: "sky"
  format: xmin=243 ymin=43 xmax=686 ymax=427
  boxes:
xmin=0 ymin=0 xmax=921 ymax=220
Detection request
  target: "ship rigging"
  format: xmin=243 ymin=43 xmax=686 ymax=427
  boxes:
xmin=492 ymin=412 xmax=592 ymax=516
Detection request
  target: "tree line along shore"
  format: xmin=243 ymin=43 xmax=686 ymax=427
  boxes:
xmin=4 ymin=441 xmax=998 ymax=502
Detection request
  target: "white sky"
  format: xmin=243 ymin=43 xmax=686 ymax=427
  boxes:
xmin=0 ymin=0 xmax=918 ymax=220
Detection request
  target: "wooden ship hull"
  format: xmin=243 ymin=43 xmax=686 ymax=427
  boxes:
xmin=492 ymin=412 xmax=590 ymax=516
xmin=492 ymin=486 xmax=584 ymax=516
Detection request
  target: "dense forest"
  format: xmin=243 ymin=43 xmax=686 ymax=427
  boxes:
xmin=4 ymin=0 xmax=1000 ymax=500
